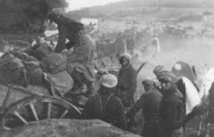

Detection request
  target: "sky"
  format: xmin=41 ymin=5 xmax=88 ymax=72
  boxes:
xmin=66 ymin=0 xmax=126 ymax=11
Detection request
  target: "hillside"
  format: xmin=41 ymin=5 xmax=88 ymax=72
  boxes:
xmin=70 ymin=0 xmax=214 ymax=19
xmin=88 ymin=0 xmax=214 ymax=10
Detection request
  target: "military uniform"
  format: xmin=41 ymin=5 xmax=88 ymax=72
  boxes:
xmin=67 ymin=34 xmax=95 ymax=71
xmin=83 ymin=92 xmax=126 ymax=129
xmin=50 ymin=12 xmax=84 ymax=53
xmin=49 ymin=10 xmax=96 ymax=94
xmin=126 ymin=80 xmax=163 ymax=137
xmin=153 ymin=66 xmax=185 ymax=137
xmin=117 ymin=64 xmax=137 ymax=108
xmin=159 ymin=89 xmax=185 ymax=137
xmin=83 ymin=74 xmax=126 ymax=130
xmin=67 ymin=33 xmax=95 ymax=92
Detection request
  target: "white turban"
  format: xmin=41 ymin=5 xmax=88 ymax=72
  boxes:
xmin=120 ymin=53 xmax=132 ymax=61
xmin=100 ymin=74 xmax=118 ymax=88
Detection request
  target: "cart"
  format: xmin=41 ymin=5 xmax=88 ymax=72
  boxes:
xmin=0 ymin=83 xmax=81 ymax=130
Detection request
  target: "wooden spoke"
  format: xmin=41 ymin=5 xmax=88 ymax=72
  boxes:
xmin=2 ymin=126 xmax=11 ymax=130
xmin=47 ymin=102 xmax=52 ymax=119
xmin=60 ymin=110 xmax=68 ymax=119
xmin=14 ymin=111 xmax=28 ymax=124
xmin=2 ymin=96 xmax=81 ymax=129
xmin=29 ymin=103 xmax=39 ymax=121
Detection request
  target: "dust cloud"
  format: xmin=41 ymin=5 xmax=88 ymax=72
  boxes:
xmin=133 ymin=38 xmax=214 ymax=99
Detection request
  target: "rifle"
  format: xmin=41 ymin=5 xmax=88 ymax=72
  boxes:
xmin=137 ymin=61 xmax=148 ymax=74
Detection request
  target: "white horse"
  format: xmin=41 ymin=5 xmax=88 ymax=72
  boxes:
xmin=180 ymin=77 xmax=202 ymax=115
xmin=174 ymin=63 xmax=214 ymax=137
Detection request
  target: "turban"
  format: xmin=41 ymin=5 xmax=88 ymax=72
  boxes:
xmin=153 ymin=65 xmax=178 ymax=83
xmin=100 ymin=74 xmax=118 ymax=88
xmin=153 ymin=65 xmax=164 ymax=77
xmin=120 ymin=53 xmax=132 ymax=61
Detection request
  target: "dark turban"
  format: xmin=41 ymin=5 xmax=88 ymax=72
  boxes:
xmin=153 ymin=65 xmax=178 ymax=84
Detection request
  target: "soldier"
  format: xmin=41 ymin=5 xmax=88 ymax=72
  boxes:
xmin=83 ymin=73 xmax=126 ymax=130
xmin=116 ymin=53 xmax=137 ymax=108
xmin=48 ymin=8 xmax=85 ymax=53
xmin=126 ymin=79 xmax=163 ymax=137
xmin=153 ymin=67 xmax=185 ymax=137
xmin=66 ymin=31 xmax=96 ymax=96
xmin=48 ymin=9 xmax=96 ymax=95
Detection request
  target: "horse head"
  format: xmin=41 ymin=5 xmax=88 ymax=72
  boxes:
xmin=171 ymin=61 xmax=213 ymax=115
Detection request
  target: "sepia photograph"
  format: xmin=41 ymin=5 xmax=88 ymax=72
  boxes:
xmin=0 ymin=0 xmax=214 ymax=136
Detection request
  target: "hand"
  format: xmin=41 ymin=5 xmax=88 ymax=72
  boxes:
xmin=125 ymin=111 xmax=133 ymax=120
xmin=153 ymin=65 xmax=164 ymax=74
xmin=126 ymin=112 xmax=135 ymax=127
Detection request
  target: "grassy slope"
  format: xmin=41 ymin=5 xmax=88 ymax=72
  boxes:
xmin=84 ymin=0 xmax=214 ymax=17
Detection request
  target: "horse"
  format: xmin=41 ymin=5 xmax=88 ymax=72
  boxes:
xmin=172 ymin=61 xmax=214 ymax=137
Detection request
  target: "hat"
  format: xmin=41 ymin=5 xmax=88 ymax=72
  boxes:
xmin=120 ymin=53 xmax=132 ymax=61
xmin=142 ymin=79 xmax=155 ymax=86
xmin=51 ymin=8 xmax=65 ymax=16
xmin=153 ymin=65 xmax=177 ymax=83
xmin=100 ymin=74 xmax=118 ymax=88
xmin=153 ymin=65 xmax=164 ymax=76
xmin=158 ymin=71 xmax=178 ymax=84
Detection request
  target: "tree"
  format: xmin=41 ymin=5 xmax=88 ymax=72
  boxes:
xmin=0 ymin=0 xmax=68 ymax=33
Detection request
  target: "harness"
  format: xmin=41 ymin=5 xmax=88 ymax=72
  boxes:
xmin=97 ymin=93 xmax=113 ymax=120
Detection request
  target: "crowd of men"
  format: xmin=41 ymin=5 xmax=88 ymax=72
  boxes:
xmin=44 ymin=8 xmax=208 ymax=137
xmin=82 ymin=53 xmax=185 ymax=137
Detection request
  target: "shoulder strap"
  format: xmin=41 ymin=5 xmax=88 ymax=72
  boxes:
xmin=97 ymin=94 xmax=103 ymax=118
xmin=97 ymin=93 xmax=114 ymax=118
xmin=104 ymin=93 xmax=113 ymax=108
xmin=101 ymin=93 xmax=113 ymax=118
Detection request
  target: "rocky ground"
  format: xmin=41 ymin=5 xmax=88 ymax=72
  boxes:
xmin=0 ymin=119 xmax=141 ymax=137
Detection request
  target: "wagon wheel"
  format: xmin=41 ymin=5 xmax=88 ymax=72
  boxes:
xmin=1 ymin=95 xmax=82 ymax=129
